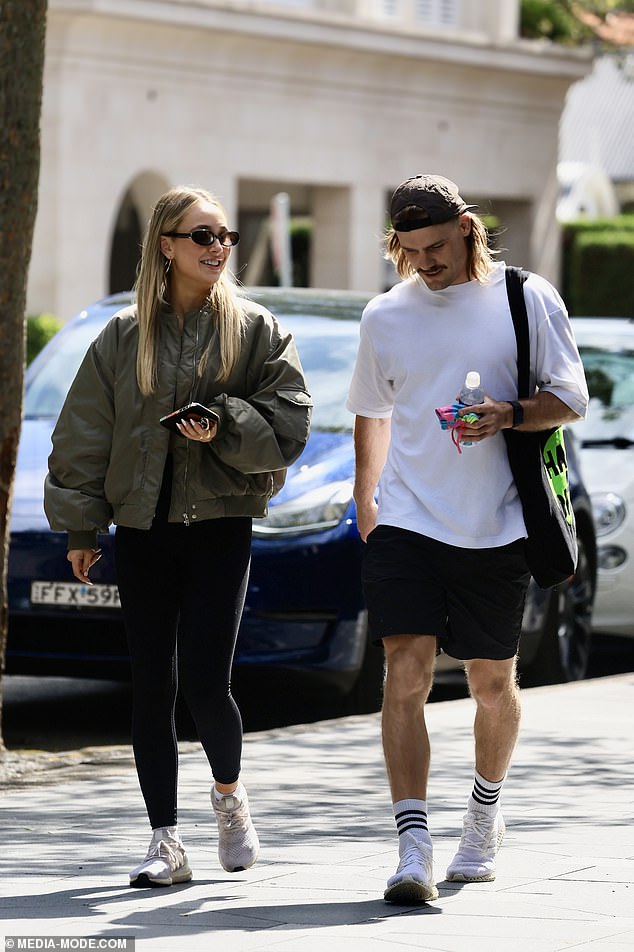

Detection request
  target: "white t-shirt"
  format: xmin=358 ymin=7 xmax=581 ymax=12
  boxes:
xmin=346 ymin=261 xmax=588 ymax=549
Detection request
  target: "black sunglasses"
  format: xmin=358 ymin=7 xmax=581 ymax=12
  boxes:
xmin=162 ymin=228 xmax=240 ymax=248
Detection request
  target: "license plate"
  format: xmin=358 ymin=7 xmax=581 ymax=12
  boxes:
xmin=30 ymin=581 xmax=121 ymax=609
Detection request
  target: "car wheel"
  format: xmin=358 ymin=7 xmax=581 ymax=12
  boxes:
xmin=522 ymin=535 xmax=594 ymax=686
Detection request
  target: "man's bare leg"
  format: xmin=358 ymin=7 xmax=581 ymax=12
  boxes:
xmin=446 ymin=656 xmax=520 ymax=883
xmin=382 ymin=634 xmax=439 ymax=903
xmin=467 ymin=656 xmax=521 ymax=781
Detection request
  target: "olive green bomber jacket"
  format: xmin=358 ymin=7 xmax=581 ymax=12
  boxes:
xmin=44 ymin=300 xmax=313 ymax=549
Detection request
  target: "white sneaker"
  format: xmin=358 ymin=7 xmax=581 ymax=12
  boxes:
xmin=384 ymin=832 xmax=438 ymax=904
xmin=212 ymin=783 xmax=260 ymax=872
xmin=446 ymin=810 xmax=505 ymax=882
xmin=129 ymin=826 xmax=192 ymax=887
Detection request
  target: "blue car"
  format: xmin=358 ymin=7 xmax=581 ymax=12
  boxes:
xmin=8 ymin=288 xmax=597 ymax=712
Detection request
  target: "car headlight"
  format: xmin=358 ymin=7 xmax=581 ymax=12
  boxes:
xmin=590 ymin=492 xmax=626 ymax=537
xmin=252 ymin=480 xmax=354 ymax=537
xmin=597 ymin=545 xmax=627 ymax=570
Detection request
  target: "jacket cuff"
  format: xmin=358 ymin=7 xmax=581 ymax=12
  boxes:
xmin=210 ymin=396 xmax=226 ymax=438
xmin=67 ymin=530 xmax=99 ymax=551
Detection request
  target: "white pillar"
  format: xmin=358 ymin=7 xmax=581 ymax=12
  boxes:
xmin=311 ymin=184 xmax=386 ymax=293
xmin=311 ymin=186 xmax=351 ymax=289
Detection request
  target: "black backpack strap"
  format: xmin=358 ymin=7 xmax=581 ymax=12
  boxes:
xmin=504 ymin=266 xmax=531 ymax=399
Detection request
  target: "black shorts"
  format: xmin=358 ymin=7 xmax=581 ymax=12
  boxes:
xmin=362 ymin=525 xmax=531 ymax=661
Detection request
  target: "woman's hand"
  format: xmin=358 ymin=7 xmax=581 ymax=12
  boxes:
xmin=67 ymin=548 xmax=102 ymax=584
xmin=176 ymin=418 xmax=217 ymax=443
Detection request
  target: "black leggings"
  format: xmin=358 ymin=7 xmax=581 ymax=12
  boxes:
xmin=114 ymin=473 xmax=251 ymax=828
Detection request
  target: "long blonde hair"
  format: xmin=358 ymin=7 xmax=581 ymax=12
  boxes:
xmin=385 ymin=210 xmax=498 ymax=284
xmin=134 ymin=185 xmax=245 ymax=396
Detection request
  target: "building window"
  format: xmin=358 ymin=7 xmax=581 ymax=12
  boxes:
xmin=375 ymin=0 xmax=458 ymax=26
xmin=416 ymin=0 xmax=458 ymax=25
xmin=380 ymin=0 xmax=399 ymax=15
xmin=254 ymin=0 xmax=312 ymax=7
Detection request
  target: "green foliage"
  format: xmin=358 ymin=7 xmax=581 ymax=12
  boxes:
xmin=289 ymin=219 xmax=311 ymax=288
xmin=568 ymin=229 xmax=634 ymax=315
xmin=561 ymin=215 xmax=634 ymax=309
xmin=520 ymin=1 xmax=634 ymax=44
xmin=520 ymin=0 xmax=589 ymax=44
xmin=26 ymin=312 xmax=62 ymax=364
xmin=564 ymin=215 xmax=634 ymax=234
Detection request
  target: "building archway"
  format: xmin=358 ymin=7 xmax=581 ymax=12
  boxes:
xmin=108 ymin=171 xmax=170 ymax=293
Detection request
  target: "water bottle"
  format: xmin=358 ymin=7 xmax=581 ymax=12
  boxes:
xmin=458 ymin=371 xmax=484 ymax=406
xmin=457 ymin=371 xmax=484 ymax=446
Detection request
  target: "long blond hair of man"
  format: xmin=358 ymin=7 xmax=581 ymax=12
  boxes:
xmin=134 ymin=185 xmax=246 ymax=397
xmin=385 ymin=208 xmax=498 ymax=284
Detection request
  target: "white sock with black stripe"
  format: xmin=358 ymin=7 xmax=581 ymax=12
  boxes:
xmin=469 ymin=770 xmax=504 ymax=816
xmin=393 ymin=798 xmax=431 ymax=845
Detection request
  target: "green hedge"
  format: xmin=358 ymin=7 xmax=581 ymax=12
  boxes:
xmin=26 ymin=313 xmax=63 ymax=364
xmin=568 ymin=230 xmax=634 ymax=316
xmin=564 ymin=215 xmax=634 ymax=238
xmin=561 ymin=215 xmax=634 ymax=316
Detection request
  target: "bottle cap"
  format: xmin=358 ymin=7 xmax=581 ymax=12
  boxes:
xmin=465 ymin=371 xmax=480 ymax=388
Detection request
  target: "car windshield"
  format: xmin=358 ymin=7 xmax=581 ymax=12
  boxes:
xmin=574 ymin=329 xmax=634 ymax=444
xmin=23 ymin=300 xmax=361 ymax=433
xmin=280 ymin=315 xmax=358 ymax=431
xmin=24 ymin=317 xmax=111 ymax=419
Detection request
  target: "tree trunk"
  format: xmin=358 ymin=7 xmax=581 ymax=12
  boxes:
xmin=0 ymin=0 xmax=48 ymax=750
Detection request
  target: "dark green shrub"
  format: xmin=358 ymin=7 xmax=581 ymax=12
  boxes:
xmin=569 ymin=230 xmax=634 ymax=315
xmin=289 ymin=217 xmax=311 ymax=287
xmin=564 ymin=215 xmax=634 ymax=237
xmin=562 ymin=215 xmax=634 ymax=313
xmin=26 ymin=313 xmax=63 ymax=364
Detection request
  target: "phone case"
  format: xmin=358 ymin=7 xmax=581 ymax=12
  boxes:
xmin=159 ymin=402 xmax=220 ymax=432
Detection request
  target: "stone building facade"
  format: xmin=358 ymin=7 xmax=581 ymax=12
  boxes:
xmin=30 ymin=0 xmax=591 ymax=319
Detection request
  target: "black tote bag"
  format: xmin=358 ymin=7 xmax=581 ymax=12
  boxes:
xmin=503 ymin=267 xmax=578 ymax=589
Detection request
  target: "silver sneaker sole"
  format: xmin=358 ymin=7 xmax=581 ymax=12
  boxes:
xmin=129 ymin=865 xmax=193 ymax=888
xmin=445 ymin=869 xmax=496 ymax=883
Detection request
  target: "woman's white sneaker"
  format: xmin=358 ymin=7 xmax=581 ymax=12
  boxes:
xmin=212 ymin=783 xmax=260 ymax=872
xmin=129 ymin=826 xmax=192 ymax=888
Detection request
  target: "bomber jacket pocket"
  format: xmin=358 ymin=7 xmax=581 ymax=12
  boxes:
xmin=274 ymin=388 xmax=312 ymax=441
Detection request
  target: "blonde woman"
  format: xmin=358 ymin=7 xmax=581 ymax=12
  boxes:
xmin=45 ymin=185 xmax=311 ymax=887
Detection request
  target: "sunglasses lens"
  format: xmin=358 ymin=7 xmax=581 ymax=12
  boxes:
xmin=191 ymin=230 xmax=214 ymax=246
xmin=187 ymin=229 xmax=238 ymax=247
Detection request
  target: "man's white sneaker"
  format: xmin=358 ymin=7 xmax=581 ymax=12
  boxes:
xmin=129 ymin=826 xmax=192 ymax=888
xmin=384 ymin=832 xmax=438 ymax=904
xmin=446 ymin=810 xmax=505 ymax=882
xmin=212 ymin=783 xmax=260 ymax=872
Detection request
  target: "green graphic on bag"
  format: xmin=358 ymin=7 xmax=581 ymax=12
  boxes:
xmin=542 ymin=427 xmax=573 ymax=525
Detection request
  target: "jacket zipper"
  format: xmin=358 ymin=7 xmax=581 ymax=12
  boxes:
xmin=181 ymin=312 xmax=201 ymax=526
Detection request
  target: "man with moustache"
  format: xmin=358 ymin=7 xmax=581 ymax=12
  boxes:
xmin=346 ymin=174 xmax=587 ymax=903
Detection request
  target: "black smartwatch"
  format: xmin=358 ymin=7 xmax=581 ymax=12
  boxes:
xmin=508 ymin=400 xmax=524 ymax=428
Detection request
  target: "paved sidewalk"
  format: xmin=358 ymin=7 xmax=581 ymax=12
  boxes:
xmin=2 ymin=674 xmax=633 ymax=952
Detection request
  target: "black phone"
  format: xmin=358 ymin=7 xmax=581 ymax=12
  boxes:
xmin=159 ymin=402 xmax=220 ymax=433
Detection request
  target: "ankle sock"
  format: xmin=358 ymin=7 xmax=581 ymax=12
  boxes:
xmin=469 ymin=770 xmax=504 ymax=816
xmin=393 ymin=798 xmax=430 ymax=843
xmin=213 ymin=783 xmax=240 ymax=802
xmin=151 ymin=825 xmax=181 ymax=845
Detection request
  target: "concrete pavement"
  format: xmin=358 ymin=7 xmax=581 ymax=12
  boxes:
xmin=2 ymin=674 xmax=633 ymax=952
